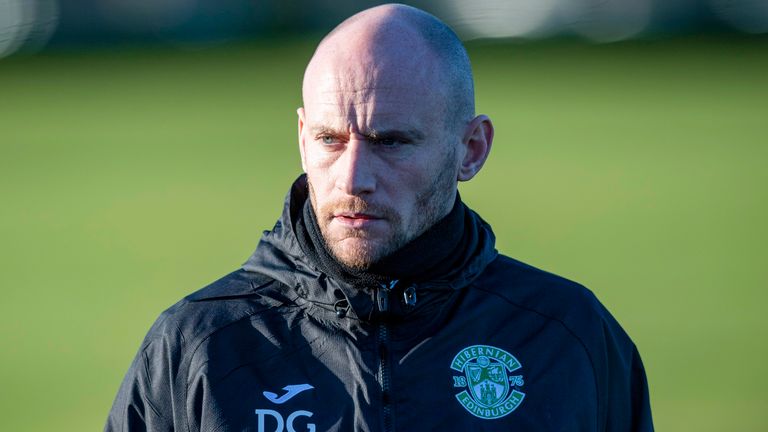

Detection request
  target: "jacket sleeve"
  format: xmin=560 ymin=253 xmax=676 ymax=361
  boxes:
xmin=104 ymin=330 xmax=180 ymax=431
xmin=600 ymin=314 xmax=654 ymax=432
xmin=628 ymin=345 xmax=654 ymax=431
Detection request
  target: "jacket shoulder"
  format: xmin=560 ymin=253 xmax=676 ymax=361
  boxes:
xmin=476 ymin=254 xmax=607 ymax=324
xmin=142 ymin=269 xmax=291 ymax=353
xmin=474 ymin=254 xmax=637 ymax=369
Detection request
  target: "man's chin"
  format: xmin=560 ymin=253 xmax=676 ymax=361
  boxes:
xmin=329 ymin=237 xmax=388 ymax=271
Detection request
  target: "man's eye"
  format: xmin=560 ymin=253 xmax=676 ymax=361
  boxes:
xmin=373 ymin=137 xmax=399 ymax=147
xmin=321 ymin=136 xmax=336 ymax=145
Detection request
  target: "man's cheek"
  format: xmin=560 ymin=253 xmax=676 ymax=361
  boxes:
xmin=305 ymin=146 xmax=339 ymax=168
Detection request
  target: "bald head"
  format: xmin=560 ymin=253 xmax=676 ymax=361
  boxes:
xmin=302 ymin=4 xmax=475 ymax=130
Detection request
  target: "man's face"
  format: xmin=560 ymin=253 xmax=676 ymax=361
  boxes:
xmin=298 ymin=57 xmax=460 ymax=270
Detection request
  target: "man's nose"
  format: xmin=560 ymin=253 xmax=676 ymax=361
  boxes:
xmin=334 ymin=139 xmax=376 ymax=196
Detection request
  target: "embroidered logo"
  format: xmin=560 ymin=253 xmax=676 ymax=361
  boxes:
xmin=263 ymin=384 xmax=314 ymax=404
xmin=450 ymin=345 xmax=525 ymax=420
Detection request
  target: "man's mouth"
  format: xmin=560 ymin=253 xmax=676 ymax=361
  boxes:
xmin=335 ymin=212 xmax=378 ymax=219
xmin=333 ymin=212 xmax=383 ymax=227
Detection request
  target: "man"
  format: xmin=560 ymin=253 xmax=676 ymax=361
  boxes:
xmin=106 ymin=4 xmax=653 ymax=432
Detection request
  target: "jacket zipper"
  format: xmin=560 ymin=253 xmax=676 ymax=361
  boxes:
xmin=377 ymin=280 xmax=397 ymax=432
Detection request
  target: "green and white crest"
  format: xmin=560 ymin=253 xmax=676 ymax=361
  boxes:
xmin=450 ymin=345 xmax=525 ymax=420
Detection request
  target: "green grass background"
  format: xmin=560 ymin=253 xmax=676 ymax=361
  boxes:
xmin=1 ymin=36 xmax=766 ymax=430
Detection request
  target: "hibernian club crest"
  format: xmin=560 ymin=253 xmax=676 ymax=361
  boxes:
xmin=450 ymin=345 xmax=525 ymax=420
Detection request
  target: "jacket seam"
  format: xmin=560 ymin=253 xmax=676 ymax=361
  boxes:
xmin=190 ymin=315 xmax=315 ymax=384
xmin=181 ymin=302 xmax=298 ymax=382
xmin=121 ymin=341 xmax=173 ymax=431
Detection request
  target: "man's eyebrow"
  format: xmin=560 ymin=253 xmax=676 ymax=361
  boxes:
xmin=307 ymin=126 xmax=425 ymax=141
xmin=364 ymin=128 xmax=425 ymax=141
xmin=308 ymin=126 xmax=343 ymax=136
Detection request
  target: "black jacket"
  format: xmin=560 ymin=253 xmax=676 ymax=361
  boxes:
xmin=106 ymin=176 xmax=653 ymax=431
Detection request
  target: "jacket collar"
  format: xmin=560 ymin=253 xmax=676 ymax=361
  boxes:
xmin=242 ymin=175 xmax=498 ymax=322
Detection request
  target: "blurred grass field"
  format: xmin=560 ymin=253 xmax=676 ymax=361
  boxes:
xmin=1 ymin=36 xmax=766 ymax=431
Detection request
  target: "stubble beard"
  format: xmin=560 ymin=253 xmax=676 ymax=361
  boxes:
xmin=308 ymin=147 xmax=457 ymax=271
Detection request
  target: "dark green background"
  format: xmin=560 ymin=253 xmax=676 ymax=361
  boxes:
xmin=1 ymin=36 xmax=766 ymax=430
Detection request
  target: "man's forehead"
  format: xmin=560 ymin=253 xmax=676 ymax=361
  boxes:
xmin=303 ymin=67 xmax=438 ymax=121
xmin=306 ymin=104 xmax=438 ymax=137
xmin=300 ymin=16 xmax=455 ymax=132
xmin=304 ymin=105 xmax=427 ymax=137
xmin=307 ymin=83 xmax=433 ymax=111
xmin=307 ymin=55 xmax=435 ymax=96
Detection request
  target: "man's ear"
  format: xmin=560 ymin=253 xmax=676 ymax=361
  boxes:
xmin=458 ymin=115 xmax=494 ymax=181
xmin=297 ymin=107 xmax=307 ymax=172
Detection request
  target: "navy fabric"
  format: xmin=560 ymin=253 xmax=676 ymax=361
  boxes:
xmin=105 ymin=175 xmax=653 ymax=431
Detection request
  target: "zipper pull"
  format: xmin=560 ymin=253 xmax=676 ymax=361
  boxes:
xmin=377 ymin=279 xmax=398 ymax=313
xmin=403 ymin=285 xmax=418 ymax=308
